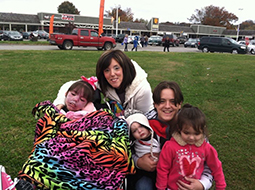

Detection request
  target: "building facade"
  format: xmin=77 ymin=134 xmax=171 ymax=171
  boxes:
xmin=0 ymin=12 xmax=254 ymax=40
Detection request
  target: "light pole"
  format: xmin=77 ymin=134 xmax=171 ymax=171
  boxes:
xmin=115 ymin=5 xmax=119 ymax=36
xmin=236 ymin=8 xmax=243 ymax=41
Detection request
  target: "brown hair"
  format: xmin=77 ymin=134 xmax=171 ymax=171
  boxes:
xmin=153 ymin=81 xmax=183 ymax=106
xmin=177 ymin=104 xmax=208 ymax=137
xmin=66 ymin=80 xmax=95 ymax=103
xmin=96 ymin=49 xmax=136 ymax=95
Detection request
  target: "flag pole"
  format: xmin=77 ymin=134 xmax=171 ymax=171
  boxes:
xmin=116 ymin=6 xmax=118 ymax=36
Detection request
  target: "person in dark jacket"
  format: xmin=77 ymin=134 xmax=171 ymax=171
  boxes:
xmin=163 ymin=36 xmax=170 ymax=52
xmin=132 ymin=36 xmax=139 ymax=51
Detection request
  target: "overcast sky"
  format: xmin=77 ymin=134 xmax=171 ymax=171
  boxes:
xmin=0 ymin=0 xmax=254 ymax=24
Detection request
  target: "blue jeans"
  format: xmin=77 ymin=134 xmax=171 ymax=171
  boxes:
xmin=135 ymin=176 xmax=154 ymax=190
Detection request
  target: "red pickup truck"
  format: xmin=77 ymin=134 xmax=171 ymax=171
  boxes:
xmin=49 ymin=28 xmax=116 ymax=50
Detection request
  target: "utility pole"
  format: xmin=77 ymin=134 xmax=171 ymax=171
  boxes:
xmin=236 ymin=8 xmax=243 ymax=41
xmin=116 ymin=6 xmax=118 ymax=36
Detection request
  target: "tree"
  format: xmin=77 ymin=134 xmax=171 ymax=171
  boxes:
xmin=240 ymin=20 xmax=255 ymax=30
xmin=188 ymin=5 xmax=238 ymax=29
xmin=58 ymin=1 xmax=80 ymax=15
xmin=134 ymin=18 xmax=148 ymax=24
xmin=105 ymin=6 xmax=134 ymax=22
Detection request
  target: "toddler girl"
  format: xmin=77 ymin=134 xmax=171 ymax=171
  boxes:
xmin=156 ymin=104 xmax=226 ymax=190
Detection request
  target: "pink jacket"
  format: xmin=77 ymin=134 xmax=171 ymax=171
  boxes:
xmin=156 ymin=133 xmax=226 ymax=190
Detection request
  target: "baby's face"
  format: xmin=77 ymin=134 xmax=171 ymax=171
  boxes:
xmin=65 ymin=90 xmax=87 ymax=111
xmin=130 ymin=122 xmax=151 ymax=140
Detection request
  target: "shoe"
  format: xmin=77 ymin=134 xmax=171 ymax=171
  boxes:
xmin=15 ymin=179 xmax=35 ymax=190
xmin=0 ymin=165 xmax=18 ymax=190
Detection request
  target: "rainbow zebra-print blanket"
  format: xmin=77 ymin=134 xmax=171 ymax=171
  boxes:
xmin=18 ymin=101 xmax=135 ymax=190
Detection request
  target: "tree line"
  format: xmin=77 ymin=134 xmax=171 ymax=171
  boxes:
xmin=58 ymin=1 xmax=255 ymax=30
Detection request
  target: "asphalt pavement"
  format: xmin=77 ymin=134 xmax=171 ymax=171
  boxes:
xmin=0 ymin=42 xmax=201 ymax=52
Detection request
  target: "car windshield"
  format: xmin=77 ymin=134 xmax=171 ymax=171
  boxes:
xmin=151 ymin=36 xmax=161 ymax=39
xmin=188 ymin=39 xmax=197 ymax=42
xmin=229 ymin=38 xmax=239 ymax=44
xmin=9 ymin=31 xmax=20 ymax=35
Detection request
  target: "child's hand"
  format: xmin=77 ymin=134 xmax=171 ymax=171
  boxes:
xmin=56 ymin=104 xmax=64 ymax=110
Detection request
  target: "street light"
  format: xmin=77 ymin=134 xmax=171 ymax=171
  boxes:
xmin=236 ymin=8 xmax=243 ymax=41
xmin=115 ymin=5 xmax=120 ymax=36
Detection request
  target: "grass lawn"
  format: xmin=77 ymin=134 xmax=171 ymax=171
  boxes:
xmin=0 ymin=50 xmax=254 ymax=189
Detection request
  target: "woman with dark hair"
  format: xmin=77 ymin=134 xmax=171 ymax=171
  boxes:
xmin=95 ymin=49 xmax=153 ymax=115
xmin=54 ymin=49 xmax=153 ymax=115
xmin=96 ymin=49 xmax=136 ymax=96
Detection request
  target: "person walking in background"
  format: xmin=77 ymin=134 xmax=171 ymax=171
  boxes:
xmin=123 ymin=34 xmax=128 ymax=51
xmin=132 ymin=36 xmax=138 ymax=51
xmin=144 ymin=35 xmax=148 ymax=47
xmin=163 ymin=36 xmax=170 ymax=52
xmin=140 ymin=35 xmax=145 ymax=47
xmin=156 ymin=104 xmax=226 ymax=190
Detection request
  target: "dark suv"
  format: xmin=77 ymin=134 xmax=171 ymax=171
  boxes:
xmin=115 ymin=34 xmax=126 ymax=43
xmin=0 ymin=30 xmax=3 ymax=40
xmin=162 ymin=34 xmax=179 ymax=47
xmin=198 ymin=36 xmax=247 ymax=54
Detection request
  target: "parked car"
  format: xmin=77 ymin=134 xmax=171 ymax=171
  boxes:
xmin=49 ymin=28 xmax=116 ymax=50
xmin=2 ymin=31 xmax=23 ymax=41
xmin=21 ymin=31 xmax=31 ymax=39
xmin=148 ymin=35 xmax=163 ymax=46
xmin=247 ymin=40 xmax=255 ymax=55
xmin=237 ymin=40 xmax=246 ymax=46
xmin=106 ymin=34 xmax=116 ymax=41
xmin=162 ymin=34 xmax=179 ymax=47
xmin=127 ymin=35 xmax=140 ymax=44
xmin=127 ymin=35 xmax=135 ymax=44
xmin=33 ymin=30 xmax=49 ymax=39
xmin=184 ymin=38 xmax=200 ymax=48
xmin=197 ymin=36 xmax=247 ymax=54
xmin=178 ymin=36 xmax=187 ymax=44
xmin=115 ymin=34 xmax=126 ymax=43
xmin=0 ymin=30 xmax=4 ymax=40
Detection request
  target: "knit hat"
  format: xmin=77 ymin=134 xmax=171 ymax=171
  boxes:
xmin=126 ymin=112 xmax=151 ymax=132
xmin=125 ymin=112 xmax=159 ymax=161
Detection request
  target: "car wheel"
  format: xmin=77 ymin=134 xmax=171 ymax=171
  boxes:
xmin=250 ymin=49 xmax=255 ymax=55
xmin=63 ymin=40 xmax=73 ymax=50
xmin=202 ymin=47 xmax=209 ymax=53
xmin=232 ymin=49 xmax=238 ymax=54
xmin=104 ymin=42 xmax=112 ymax=50
xmin=58 ymin=45 xmax=64 ymax=50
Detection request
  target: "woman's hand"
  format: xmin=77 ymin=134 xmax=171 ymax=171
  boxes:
xmin=137 ymin=153 xmax=158 ymax=172
xmin=177 ymin=177 xmax=204 ymax=190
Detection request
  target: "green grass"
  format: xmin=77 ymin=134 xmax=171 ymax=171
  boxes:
xmin=0 ymin=50 xmax=255 ymax=189
xmin=0 ymin=40 xmax=49 ymax=45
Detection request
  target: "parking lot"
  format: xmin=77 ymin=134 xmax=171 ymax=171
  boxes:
xmin=0 ymin=42 xmax=201 ymax=52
